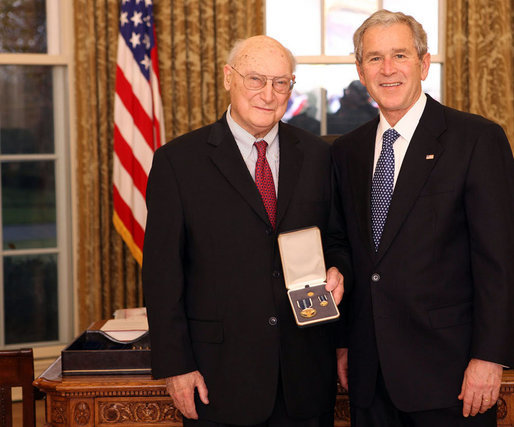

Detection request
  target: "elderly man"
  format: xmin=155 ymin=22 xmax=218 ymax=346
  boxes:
xmin=143 ymin=35 xmax=350 ymax=426
xmin=331 ymin=9 xmax=514 ymax=427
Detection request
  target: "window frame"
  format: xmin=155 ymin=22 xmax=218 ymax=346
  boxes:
xmin=0 ymin=0 xmax=75 ymax=360
xmin=265 ymin=0 xmax=446 ymax=134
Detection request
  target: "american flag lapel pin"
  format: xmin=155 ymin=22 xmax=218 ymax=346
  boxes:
xmin=426 ymin=154 xmax=435 ymax=160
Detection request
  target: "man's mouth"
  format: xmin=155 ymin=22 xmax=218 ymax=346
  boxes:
xmin=380 ymin=82 xmax=402 ymax=87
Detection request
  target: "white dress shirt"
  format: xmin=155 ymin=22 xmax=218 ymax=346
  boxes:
xmin=226 ymin=105 xmax=280 ymax=195
xmin=373 ymin=92 xmax=427 ymax=188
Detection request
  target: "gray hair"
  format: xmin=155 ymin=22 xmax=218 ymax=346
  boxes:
xmin=226 ymin=36 xmax=297 ymax=73
xmin=353 ymin=9 xmax=428 ymax=63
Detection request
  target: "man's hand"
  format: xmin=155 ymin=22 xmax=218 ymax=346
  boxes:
xmin=165 ymin=371 xmax=209 ymax=420
xmin=458 ymin=358 xmax=502 ymax=417
xmin=325 ymin=266 xmax=344 ymax=305
xmin=336 ymin=347 xmax=349 ymax=391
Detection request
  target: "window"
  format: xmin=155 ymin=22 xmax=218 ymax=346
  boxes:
xmin=266 ymin=0 xmax=444 ymax=135
xmin=0 ymin=0 xmax=73 ymax=349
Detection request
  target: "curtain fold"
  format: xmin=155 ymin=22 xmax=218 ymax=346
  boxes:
xmin=445 ymin=0 xmax=514 ymax=152
xmin=74 ymin=0 xmax=263 ymax=331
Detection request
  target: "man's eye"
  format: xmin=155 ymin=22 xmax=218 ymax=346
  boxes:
xmin=396 ymin=54 xmax=405 ymax=59
xmin=248 ymin=75 xmax=263 ymax=82
xmin=275 ymin=79 xmax=288 ymax=86
xmin=370 ymin=57 xmax=380 ymax=62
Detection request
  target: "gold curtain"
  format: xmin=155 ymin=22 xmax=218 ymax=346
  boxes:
xmin=445 ymin=0 xmax=514 ymax=152
xmin=74 ymin=0 xmax=263 ymax=331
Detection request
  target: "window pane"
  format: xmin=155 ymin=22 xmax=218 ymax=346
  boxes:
xmin=266 ymin=0 xmax=321 ymax=56
xmin=2 ymin=161 xmax=56 ymax=250
xmin=4 ymin=254 xmax=58 ymax=344
xmin=0 ymin=0 xmax=47 ymax=53
xmin=0 ymin=66 xmax=55 ymax=154
xmin=325 ymin=0 xmax=378 ymax=55
xmin=383 ymin=0 xmax=439 ymax=55
xmin=284 ymin=64 xmax=441 ymax=135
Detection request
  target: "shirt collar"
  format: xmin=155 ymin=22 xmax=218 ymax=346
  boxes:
xmin=377 ymin=92 xmax=427 ymax=142
xmin=226 ymin=105 xmax=279 ymax=160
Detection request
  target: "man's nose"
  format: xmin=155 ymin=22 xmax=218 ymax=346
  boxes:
xmin=260 ymin=79 xmax=275 ymax=101
xmin=381 ymin=57 xmax=396 ymax=75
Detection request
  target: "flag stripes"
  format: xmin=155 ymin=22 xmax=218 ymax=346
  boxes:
xmin=113 ymin=0 xmax=164 ymax=265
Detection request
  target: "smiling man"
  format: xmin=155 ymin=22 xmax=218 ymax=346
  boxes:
xmin=143 ymin=35 xmax=350 ymax=426
xmin=331 ymin=9 xmax=514 ymax=427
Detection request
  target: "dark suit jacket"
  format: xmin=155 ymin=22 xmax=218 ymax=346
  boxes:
xmin=142 ymin=114 xmax=351 ymax=424
xmin=331 ymin=95 xmax=514 ymax=412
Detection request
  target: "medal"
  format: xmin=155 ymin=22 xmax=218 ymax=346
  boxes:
xmin=318 ymin=294 xmax=329 ymax=307
xmin=297 ymin=298 xmax=317 ymax=318
xmin=307 ymin=291 xmax=314 ymax=297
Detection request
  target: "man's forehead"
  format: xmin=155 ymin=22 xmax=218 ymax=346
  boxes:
xmin=362 ymin=24 xmax=416 ymax=52
xmin=234 ymin=42 xmax=289 ymax=65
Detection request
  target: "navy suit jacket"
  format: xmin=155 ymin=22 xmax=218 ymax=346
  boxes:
xmin=143 ymin=114 xmax=351 ymax=424
xmin=331 ymin=95 xmax=514 ymax=411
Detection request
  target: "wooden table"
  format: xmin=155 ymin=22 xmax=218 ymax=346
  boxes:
xmin=34 ymin=358 xmax=514 ymax=426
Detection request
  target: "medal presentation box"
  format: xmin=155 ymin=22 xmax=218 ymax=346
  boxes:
xmin=278 ymin=226 xmax=340 ymax=327
xmin=61 ymin=320 xmax=151 ymax=376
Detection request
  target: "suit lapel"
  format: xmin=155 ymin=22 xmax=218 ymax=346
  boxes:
xmin=348 ymin=119 xmax=378 ymax=258
xmin=376 ymin=96 xmax=446 ymax=261
xmin=207 ymin=115 xmax=271 ymax=227
xmin=276 ymin=123 xmax=302 ymax=230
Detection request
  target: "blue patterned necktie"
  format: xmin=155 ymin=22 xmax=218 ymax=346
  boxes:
xmin=371 ymin=128 xmax=400 ymax=252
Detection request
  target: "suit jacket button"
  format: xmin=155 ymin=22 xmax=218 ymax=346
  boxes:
xmin=269 ymin=316 xmax=278 ymax=326
xmin=371 ymin=273 xmax=381 ymax=282
xmin=272 ymin=271 xmax=281 ymax=278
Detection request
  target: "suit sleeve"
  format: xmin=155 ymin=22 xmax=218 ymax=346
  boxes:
xmin=142 ymin=148 xmax=197 ymax=379
xmin=325 ymin=146 xmax=353 ymax=348
xmin=466 ymin=123 xmax=514 ymax=366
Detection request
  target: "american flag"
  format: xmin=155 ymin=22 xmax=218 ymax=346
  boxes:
xmin=113 ymin=0 xmax=165 ymax=266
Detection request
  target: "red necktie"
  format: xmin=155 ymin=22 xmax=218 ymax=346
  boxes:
xmin=254 ymin=140 xmax=277 ymax=229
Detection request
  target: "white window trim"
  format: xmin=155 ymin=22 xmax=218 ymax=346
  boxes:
xmin=0 ymin=0 xmax=75 ymax=367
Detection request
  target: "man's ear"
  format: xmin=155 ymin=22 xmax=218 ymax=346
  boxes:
xmin=223 ymin=64 xmax=232 ymax=91
xmin=420 ymin=52 xmax=431 ymax=81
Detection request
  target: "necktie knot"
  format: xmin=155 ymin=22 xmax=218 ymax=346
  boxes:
xmin=382 ymin=128 xmax=400 ymax=148
xmin=254 ymin=140 xmax=268 ymax=157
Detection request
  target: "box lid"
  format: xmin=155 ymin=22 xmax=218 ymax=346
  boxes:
xmin=278 ymin=226 xmax=326 ymax=290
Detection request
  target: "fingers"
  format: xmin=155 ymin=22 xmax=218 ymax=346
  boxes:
xmin=325 ymin=267 xmax=344 ymax=305
xmin=459 ymin=359 xmax=503 ymax=417
xmin=336 ymin=348 xmax=349 ymax=391
xmin=197 ymin=376 xmax=210 ymax=405
xmin=165 ymin=371 xmax=209 ymax=420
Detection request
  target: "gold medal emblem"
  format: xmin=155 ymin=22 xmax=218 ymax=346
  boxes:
xmin=320 ymin=300 xmax=329 ymax=307
xmin=300 ymin=307 xmax=317 ymax=318
xmin=307 ymin=291 xmax=314 ymax=297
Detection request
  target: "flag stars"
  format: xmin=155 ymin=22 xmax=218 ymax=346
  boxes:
xmin=129 ymin=32 xmax=141 ymax=48
xmin=120 ymin=11 xmax=129 ymax=26
xmin=130 ymin=11 xmax=143 ymax=27
xmin=143 ymin=15 xmax=151 ymax=27
xmin=145 ymin=0 xmax=153 ymax=6
xmin=143 ymin=34 xmax=151 ymax=50
xmin=140 ymin=55 xmax=151 ymax=70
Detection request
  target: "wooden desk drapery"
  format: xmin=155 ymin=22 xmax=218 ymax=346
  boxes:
xmin=34 ymin=358 xmax=514 ymax=426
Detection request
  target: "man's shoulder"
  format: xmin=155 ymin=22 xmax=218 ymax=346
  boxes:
xmin=425 ymin=95 xmax=503 ymax=135
xmin=279 ymin=121 xmax=330 ymax=152
xmin=156 ymin=117 xmax=228 ymax=157
xmin=331 ymin=117 xmax=378 ymax=151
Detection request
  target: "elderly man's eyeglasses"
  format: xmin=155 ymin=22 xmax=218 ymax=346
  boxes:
xmin=230 ymin=66 xmax=295 ymax=94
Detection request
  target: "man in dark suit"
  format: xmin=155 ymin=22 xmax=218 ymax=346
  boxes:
xmin=142 ymin=35 xmax=350 ymax=426
xmin=331 ymin=10 xmax=514 ymax=426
